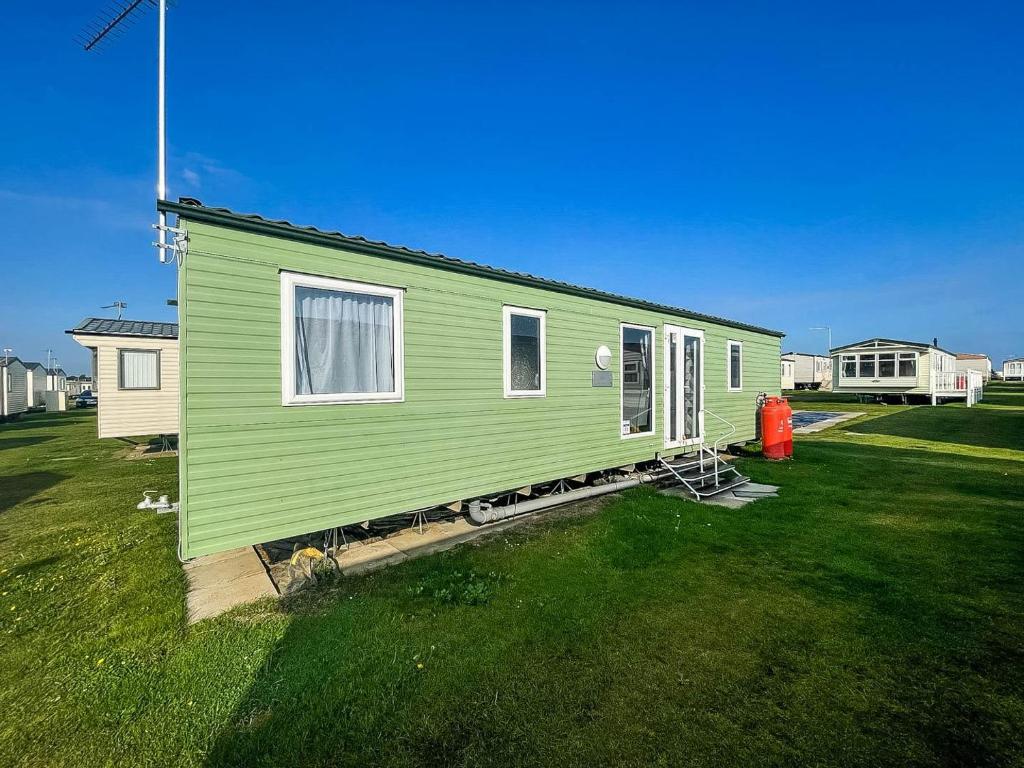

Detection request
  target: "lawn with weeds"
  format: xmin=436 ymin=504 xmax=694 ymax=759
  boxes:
xmin=1 ymin=395 xmax=1022 ymax=767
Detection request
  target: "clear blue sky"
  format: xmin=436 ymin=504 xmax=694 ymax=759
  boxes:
xmin=2 ymin=1 xmax=1022 ymax=373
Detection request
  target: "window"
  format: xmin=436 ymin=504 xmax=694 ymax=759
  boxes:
xmin=503 ymin=305 xmax=546 ymax=397
xmin=859 ymin=354 xmax=876 ymax=378
xmin=898 ymin=352 xmax=917 ymax=377
xmin=621 ymin=324 xmax=654 ymax=437
xmin=280 ymin=271 xmax=404 ymax=405
xmin=878 ymin=353 xmax=896 ymax=377
xmin=841 ymin=355 xmax=856 ymax=378
xmin=119 ymin=350 xmax=160 ymax=390
xmin=727 ymin=340 xmax=743 ymax=391
xmin=623 ymin=361 xmax=640 ymax=384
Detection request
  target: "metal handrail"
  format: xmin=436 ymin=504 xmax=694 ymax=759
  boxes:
xmin=702 ymin=408 xmax=737 ymax=487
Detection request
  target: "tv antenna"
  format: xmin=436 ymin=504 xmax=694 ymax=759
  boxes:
xmin=103 ymin=300 xmax=129 ymax=320
xmin=809 ymin=325 xmax=832 ymax=353
xmin=78 ymin=1 xmax=180 ymax=263
xmin=2 ymin=348 xmax=12 ymax=365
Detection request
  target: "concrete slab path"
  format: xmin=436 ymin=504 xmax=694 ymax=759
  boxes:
xmin=184 ymin=546 xmax=278 ymax=624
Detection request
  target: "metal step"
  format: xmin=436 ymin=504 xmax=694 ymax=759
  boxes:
xmin=659 ymin=450 xmax=749 ymax=500
xmin=673 ymin=464 xmax=743 ymax=484
xmin=690 ymin=474 xmax=750 ymax=499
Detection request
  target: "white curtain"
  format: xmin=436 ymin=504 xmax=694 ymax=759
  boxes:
xmin=121 ymin=351 xmax=158 ymax=389
xmin=295 ymin=287 xmax=394 ymax=395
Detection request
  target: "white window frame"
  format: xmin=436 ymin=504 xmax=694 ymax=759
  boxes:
xmin=727 ymin=340 xmax=743 ymax=392
xmin=280 ymin=270 xmax=405 ymax=406
xmin=619 ymin=323 xmax=656 ymax=440
xmin=840 ymin=354 xmax=857 ymax=378
xmin=502 ymin=305 xmax=546 ymax=398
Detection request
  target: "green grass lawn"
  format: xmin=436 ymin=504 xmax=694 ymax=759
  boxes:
xmin=1 ymin=396 xmax=1023 ymax=767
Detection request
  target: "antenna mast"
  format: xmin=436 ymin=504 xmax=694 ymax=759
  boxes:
xmin=79 ymin=0 xmax=175 ymax=263
xmin=102 ymin=301 xmax=129 ymax=320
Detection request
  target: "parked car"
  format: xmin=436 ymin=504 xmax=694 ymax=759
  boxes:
xmin=76 ymin=390 xmax=98 ymax=407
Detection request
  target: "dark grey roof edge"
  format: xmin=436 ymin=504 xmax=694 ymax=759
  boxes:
xmin=67 ymin=317 xmax=179 ymax=339
xmin=831 ymin=337 xmax=956 ymax=356
xmin=782 ymin=351 xmax=831 ymax=358
xmin=159 ymin=199 xmax=786 ymax=339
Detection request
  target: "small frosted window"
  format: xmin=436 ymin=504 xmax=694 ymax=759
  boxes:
xmin=728 ymin=341 xmax=742 ymax=390
xmin=509 ymin=314 xmax=541 ymax=391
xmin=503 ymin=306 xmax=546 ymax=397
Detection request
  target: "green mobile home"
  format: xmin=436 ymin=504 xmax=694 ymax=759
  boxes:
xmin=161 ymin=200 xmax=784 ymax=560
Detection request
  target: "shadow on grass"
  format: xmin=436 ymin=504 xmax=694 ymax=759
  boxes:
xmin=0 ymin=471 xmax=67 ymax=513
xmin=845 ymin=406 xmax=1024 ymax=451
xmin=0 ymin=435 xmax=54 ymax=451
xmin=982 ymin=383 xmax=1024 ymax=408
xmin=197 ymin=437 xmax=1024 ymax=768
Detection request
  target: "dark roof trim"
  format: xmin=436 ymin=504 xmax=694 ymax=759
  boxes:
xmin=831 ymin=337 xmax=956 ymax=356
xmin=159 ymin=199 xmax=785 ymax=338
xmin=782 ymin=351 xmax=831 ymax=358
xmin=0 ymin=356 xmax=23 ymax=367
xmin=67 ymin=317 xmax=179 ymax=339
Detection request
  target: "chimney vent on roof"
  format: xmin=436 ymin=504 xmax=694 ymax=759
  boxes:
xmin=933 ymin=337 xmax=939 ymax=348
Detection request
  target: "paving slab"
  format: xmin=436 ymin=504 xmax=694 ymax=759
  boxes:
xmin=185 ymin=546 xmax=278 ymax=624
xmin=335 ymin=539 xmax=409 ymax=575
xmin=660 ymin=482 xmax=780 ymax=508
xmin=385 ymin=519 xmax=483 ymax=558
xmin=792 ymin=411 xmax=864 ymax=434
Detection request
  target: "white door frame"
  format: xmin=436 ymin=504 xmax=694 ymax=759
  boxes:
xmin=663 ymin=325 xmax=705 ymax=449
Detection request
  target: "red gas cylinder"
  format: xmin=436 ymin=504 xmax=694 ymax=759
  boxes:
xmin=761 ymin=396 xmax=789 ymax=460
xmin=781 ymin=398 xmax=794 ymax=457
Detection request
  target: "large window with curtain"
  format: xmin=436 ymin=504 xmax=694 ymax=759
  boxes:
xmin=503 ymin=305 xmax=546 ymax=397
xmin=280 ymin=271 xmax=405 ymax=405
xmin=621 ymin=324 xmax=654 ymax=437
xmin=119 ymin=350 xmax=160 ymax=390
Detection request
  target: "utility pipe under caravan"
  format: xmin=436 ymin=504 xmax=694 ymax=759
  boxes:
xmin=467 ymin=470 xmax=669 ymax=525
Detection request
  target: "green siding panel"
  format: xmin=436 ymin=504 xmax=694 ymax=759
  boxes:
xmin=178 ymin=220 xmax=781 ymax=558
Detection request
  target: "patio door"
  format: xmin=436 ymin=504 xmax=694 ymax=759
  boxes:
xmin=664 ymin=325 xmax=704 ymax=449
